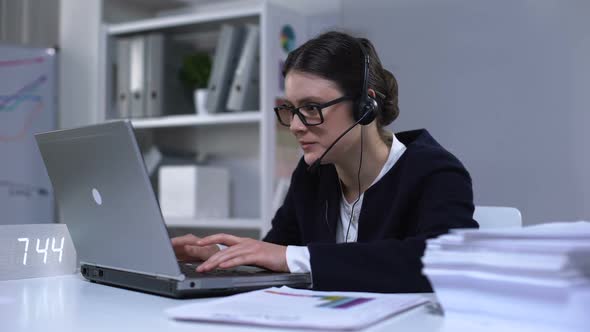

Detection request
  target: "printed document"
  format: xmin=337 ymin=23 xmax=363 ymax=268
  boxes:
xmin=166 ymin=286 xmax=429 ymax=330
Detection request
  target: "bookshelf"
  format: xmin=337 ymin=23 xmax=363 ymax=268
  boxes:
xmin=106 ymin=7 xmax=262 ymax=35
xmin=131 ymin=112 xmax=262 ymax=129
xmin=98 ymin=1 xmax=306 ymax=238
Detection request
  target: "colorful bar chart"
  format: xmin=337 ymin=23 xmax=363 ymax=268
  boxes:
xmin=264 ymin=289 xmax=374 ymax=309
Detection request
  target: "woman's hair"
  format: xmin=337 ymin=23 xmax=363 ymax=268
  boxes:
xmin=283 ymin=31 xmax=399 ymax=142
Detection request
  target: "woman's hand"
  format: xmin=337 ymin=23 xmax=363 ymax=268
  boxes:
xmin=195 ymin=234 xmax=289 ymax=273
xmin=171 ymin=234 xmax=220 ymax=262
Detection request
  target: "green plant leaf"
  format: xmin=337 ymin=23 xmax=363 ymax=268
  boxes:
xmin=178 ymin=53 xmax=212 ymax=89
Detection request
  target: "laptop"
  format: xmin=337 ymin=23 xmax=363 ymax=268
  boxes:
xmin=35 ymin=120 xmax=311 ymax=298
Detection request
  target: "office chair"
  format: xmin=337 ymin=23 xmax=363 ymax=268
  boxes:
xmin=474 ymin=206 xmax=522 ymax=229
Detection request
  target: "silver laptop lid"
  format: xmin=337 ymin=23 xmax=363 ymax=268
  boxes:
xmin=35 ymin=121 xmax=182 ymax=280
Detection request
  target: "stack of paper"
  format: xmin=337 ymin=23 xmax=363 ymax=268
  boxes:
xmin=422 ymin=221 xmax=590 ymax=332
xmin=166 ymin=286 xmax=429 ymax=331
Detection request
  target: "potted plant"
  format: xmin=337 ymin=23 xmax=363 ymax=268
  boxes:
xmin=178 ymin=52 xmax=212 ymax=114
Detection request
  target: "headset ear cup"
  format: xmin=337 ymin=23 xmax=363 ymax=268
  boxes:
xmin=358 ymin=96 xmax=378 ymax=125
xmin=353 ymin=99 xmax=363 ymax=122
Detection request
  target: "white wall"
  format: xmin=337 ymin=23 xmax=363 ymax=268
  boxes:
xmin=341 ymin=0 xmax=590 ymax=225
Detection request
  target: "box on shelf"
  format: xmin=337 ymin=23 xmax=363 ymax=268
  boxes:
xmin=159 ymin=165 xmax=230 ymax=219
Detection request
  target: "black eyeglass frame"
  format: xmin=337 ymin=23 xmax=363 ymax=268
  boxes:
xmin=273 ymin=95 xmax=355 ymax=127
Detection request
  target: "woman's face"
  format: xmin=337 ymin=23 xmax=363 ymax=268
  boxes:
xmin=284 ymin=70 xmax=361 ymax=166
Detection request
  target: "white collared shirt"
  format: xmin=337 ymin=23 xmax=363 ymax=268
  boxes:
xmin=286 ymin=133 xmax=407 ymax=273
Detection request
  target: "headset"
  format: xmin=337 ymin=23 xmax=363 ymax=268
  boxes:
xmin=354 ymin=39 xmax=379 ymax=126
xmin=306 ymin=38 xmax=380 ymax=243
xmin=307 ymin=39 xmax=378 ymax=173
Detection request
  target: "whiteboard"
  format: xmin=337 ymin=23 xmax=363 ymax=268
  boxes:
xmin=0 ymin=44 xmax=56 ymax=224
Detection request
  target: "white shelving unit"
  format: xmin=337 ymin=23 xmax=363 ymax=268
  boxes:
xmin=106 ymin=6 xmax=262 ymax=34
xmin=131 ymin=112 xmax=262 ymax=129
xmin=98 ymin=1 xmax=306 ymax=238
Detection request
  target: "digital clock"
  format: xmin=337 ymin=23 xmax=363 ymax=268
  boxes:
xmin=0 ymin=224 xmax=77 ymax=280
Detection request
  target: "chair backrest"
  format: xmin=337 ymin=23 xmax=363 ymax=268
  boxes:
xmin=474 ymin=206 xmax=522 ymax=229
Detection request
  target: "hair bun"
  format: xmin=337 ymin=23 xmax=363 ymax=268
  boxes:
xmin=378 ymin=68 xmax=399 ymax=126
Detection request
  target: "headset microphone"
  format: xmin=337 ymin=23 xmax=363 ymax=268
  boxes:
xmin=306 ymin=111 xmax=370 ymax=173
xmin=307 ymin=39 xmax=377 ymax=173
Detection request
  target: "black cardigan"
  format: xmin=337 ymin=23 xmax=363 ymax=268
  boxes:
xmin=263 ymin=129 xmax=478 ymax=293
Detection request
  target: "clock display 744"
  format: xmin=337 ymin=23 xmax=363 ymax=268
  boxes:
xmin=0 ymin=224 xmax=77 ymax=280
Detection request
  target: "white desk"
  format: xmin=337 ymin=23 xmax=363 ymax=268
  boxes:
xmin=0 ymin=275 xmax=445 ymax=332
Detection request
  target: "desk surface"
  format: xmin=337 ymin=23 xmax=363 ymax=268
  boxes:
xmin=0 ymin=274 xmax=445 ymax=332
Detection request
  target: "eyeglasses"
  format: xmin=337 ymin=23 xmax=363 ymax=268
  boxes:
xmin=274 ymin=96 xmax=354 ymax=127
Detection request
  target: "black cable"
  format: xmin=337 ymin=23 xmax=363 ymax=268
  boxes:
xmin=345 ymin=126 xmax=364 ymax=243
xmin=308 ymin=112 xmax=368 ymax=173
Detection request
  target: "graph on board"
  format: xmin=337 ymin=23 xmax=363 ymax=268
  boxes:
xmin=0 ymin=46 xmax=55 ymax=224
xmin=264 ymin=289 xmax=374 ymax=309
xmin=0 ymin=57 xmax=47 ymax=142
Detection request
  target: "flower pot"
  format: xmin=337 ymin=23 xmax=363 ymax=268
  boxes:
xmin=193 ymin=88 xmax=209 ymax=115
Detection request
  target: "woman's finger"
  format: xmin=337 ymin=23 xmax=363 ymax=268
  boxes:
xmin=182 ymin=245 xmax=214 ymax=261
xmin=197 ymin=233 xmax=242 ymax=247
xmin=218 ymin=254 xmax=259 ymax=269
xmin=197 ymin=243 xmax=257 ymax=272
xmin=197 ymin=244 xmax=249 ymax=271
xmin=171 ymin=234 xmax=201 ymax=247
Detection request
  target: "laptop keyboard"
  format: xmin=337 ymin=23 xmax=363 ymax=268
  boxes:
xmin=180 ymin=262 xmax=272 ymax=277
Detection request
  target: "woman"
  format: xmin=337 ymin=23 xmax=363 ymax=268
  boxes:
xmin=172 ymin=31 xmax=478 ymax=293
